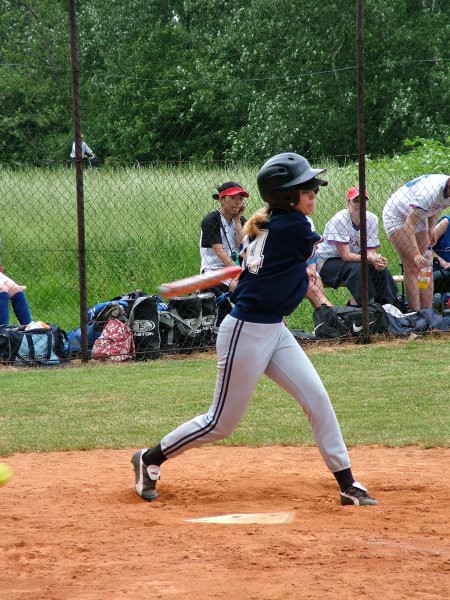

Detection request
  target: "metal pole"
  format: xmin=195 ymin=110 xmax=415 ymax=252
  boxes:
xmin=68 ymin=0 xmax=88 ymax=361
xmin=356 ymin=0 xmax=370 ymax=342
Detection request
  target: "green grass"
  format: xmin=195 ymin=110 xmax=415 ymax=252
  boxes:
xmin=0 ymin=160 xmax=427 ymax=332
xmin=1 ymin=337 xmax=448 ymax=456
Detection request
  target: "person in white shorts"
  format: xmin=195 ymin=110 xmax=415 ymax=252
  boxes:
xmin=131 ymin=153 xmax=378 ymax=507
xmin=316 ymin=187 xmax=397 ymax=306
xmin=382 ymin=174 xmax=450 ymax=310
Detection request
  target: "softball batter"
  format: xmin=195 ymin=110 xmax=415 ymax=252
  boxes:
xmin=132 ymin=152 xmax=378 ymax=507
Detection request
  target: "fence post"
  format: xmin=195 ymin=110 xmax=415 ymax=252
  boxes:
xmin=356 ymin=0 xmax=370 ymax=342
xmin=68 ymin=0 xmax=88 ymax=361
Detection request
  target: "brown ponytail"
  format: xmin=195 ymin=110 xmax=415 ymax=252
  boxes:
xmin=243 ymin=207 xmax=271 ymax=237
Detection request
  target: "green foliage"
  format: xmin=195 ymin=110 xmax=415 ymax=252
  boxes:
xmin=368 ymin=137 xmax=450 ymax=178
xmin=0 ymin=0 xmax=448 ymax=164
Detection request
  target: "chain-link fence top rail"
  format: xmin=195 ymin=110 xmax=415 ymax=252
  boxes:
xmin=0 ymin=0 xmax=449 ymax=354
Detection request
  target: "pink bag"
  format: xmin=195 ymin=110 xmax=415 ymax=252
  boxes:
xmin=92 ymin=318 xmax=134 ymax=362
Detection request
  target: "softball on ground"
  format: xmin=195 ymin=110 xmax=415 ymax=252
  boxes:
xmin=0 ymin=463 xmax=13 ymax=487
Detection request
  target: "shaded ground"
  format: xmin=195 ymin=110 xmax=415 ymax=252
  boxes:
xmin=1 ymin=446 xmax=449 ymax=600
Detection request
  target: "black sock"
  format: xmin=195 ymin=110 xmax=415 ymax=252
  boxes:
xmin=333 ymin=467 xmax=354 ymax=492
xmin=142 ymin=443 xmax=167 ymax=467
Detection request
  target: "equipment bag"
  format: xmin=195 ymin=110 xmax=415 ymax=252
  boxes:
xmin=0 ymin=324 xmax=69 ymax=366
xmin=67 ymin=302 xmax=128 ymax=356
xmin=313 ymin=303 xmax=390 ymax=339
xmin=385 ymin=307 xmax=450 ymax=336
xmin=159 ymin=309 xmax=176 ymax=351
xmin=127 ymin=294 xmax=161 ymax=360
xmin=167 ymin=294 xmax=203 ymax=350
xmin=197 ymin=291 xmax=217 ymax=346
xmin=91 ymin=318 xmax=134 ymax=362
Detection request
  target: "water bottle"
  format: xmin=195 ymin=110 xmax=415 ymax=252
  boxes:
xmin=417 ymin=247 xmax=433 ymax=289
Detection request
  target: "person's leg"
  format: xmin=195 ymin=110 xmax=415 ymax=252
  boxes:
xmin=264 ymin=326 xmax=378 ymax=505
xmin=416 ymin=230 xmax=433 ymax=308
xmin=10 ymin=291 xmax=32 ymax=325
xmin=389 ymin=228 xmax=421 ymax=311
xmin=320 ymin=259 xmax=363 ymax=305
xmin=0 ymin=272 xmax=25 ymax=297
xmin=337 ymin=262 xmax=364 ymax=305
xmin=160 ymin=318 xmax=275 ymax=457
xmin=133 ymin=317 xmax=282 ymax=500
xmin=368 ymin=265 xmax=398 ymax=305
xmin=0 ymin=292 xmax=9 ymax=325
xmin=305 ymin=275 xmax=333 ymax=308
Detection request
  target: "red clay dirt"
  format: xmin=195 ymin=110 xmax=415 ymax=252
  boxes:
xmin=0 ymin=446 xmax=449 ymax=600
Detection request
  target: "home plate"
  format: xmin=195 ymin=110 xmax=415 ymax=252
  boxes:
xmin=185 ymin=512 xmax=294 ymax=525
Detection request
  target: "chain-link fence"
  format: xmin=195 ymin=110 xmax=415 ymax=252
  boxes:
xmin=1 ymin=1 xmax=449 ymax=362
xmin=2 ymin=161 xmax=448 ymax=352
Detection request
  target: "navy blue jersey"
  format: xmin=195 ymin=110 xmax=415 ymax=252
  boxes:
xmin=230 ymin=209 xmax=321 ymax=323
xmin=433 ymin=215 xmax=450 ymax=264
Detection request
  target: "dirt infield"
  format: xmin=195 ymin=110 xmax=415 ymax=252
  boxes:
xmin=1 ymin=446 xmax=449 ymax=600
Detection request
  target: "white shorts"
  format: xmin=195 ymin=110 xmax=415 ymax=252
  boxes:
xmin=0 ymin=272 xmax=23 ymax=297
xmin=382 ymin=206 xmax=428 ymax=238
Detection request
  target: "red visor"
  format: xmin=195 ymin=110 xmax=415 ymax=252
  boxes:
xmin=218 ymin=186 xmax=249 ymax=198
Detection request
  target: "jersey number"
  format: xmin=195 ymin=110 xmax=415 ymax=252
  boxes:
xmin=245 ymin=230 xmax=269 ymax=274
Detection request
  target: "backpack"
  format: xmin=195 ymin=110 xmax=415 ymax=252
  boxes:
xmin=127 ymin=294 xmax=161 ymax=360
xmin=0 ymin=324 xmax=69 ymax=366
xmin=91 ymin=318 xmax=134 ymax=362
xmin=313 ymin=303 xmax=390 ymax=339
xmin=67 ymin=301 xmax=128 ymax=356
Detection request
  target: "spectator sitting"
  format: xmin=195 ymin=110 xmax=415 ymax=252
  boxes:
xmin=200 ymin=181 xmax=248 ymax=324
xmin=305 ymin=216 xmax=333 ymax=309
xmin=0 ymin=270 xmax=32 ymax=325
xmin=315 ymin=186 xmax=398 ymax=306
xmin=70 ymin=132 xmax=99 ymax=167
xmin=432 ymin=215 xmax=450 ymax=293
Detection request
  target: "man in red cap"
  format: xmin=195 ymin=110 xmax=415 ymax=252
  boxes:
xmin=315 ymin=186 xmax=397 ymax=306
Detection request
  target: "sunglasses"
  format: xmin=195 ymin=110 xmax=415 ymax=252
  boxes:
xmin=300 ymin=187 xmax=320 ymax=194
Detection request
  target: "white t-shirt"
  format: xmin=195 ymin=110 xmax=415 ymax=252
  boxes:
xmin=383 ymin=174 xmax=450 ymax=220
xmin=315 ymin=209 xmax=380 ymax=271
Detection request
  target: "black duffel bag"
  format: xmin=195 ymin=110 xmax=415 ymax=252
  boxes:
xmin=313 ymin=303 xmax=390 ymax=339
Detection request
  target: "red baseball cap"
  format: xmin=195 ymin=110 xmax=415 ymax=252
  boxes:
xmin=347 ymin=186 xmax=369 ymax=201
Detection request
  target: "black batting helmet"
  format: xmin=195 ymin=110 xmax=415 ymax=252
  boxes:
xmin=257 ymin=152 xmax=328 ymax=203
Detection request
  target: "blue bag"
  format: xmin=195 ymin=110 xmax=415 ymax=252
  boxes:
xmin=386 ymin=307 xmax=450 ymax=336
xmin=0 ymin=324 xmax=69 ymax=366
